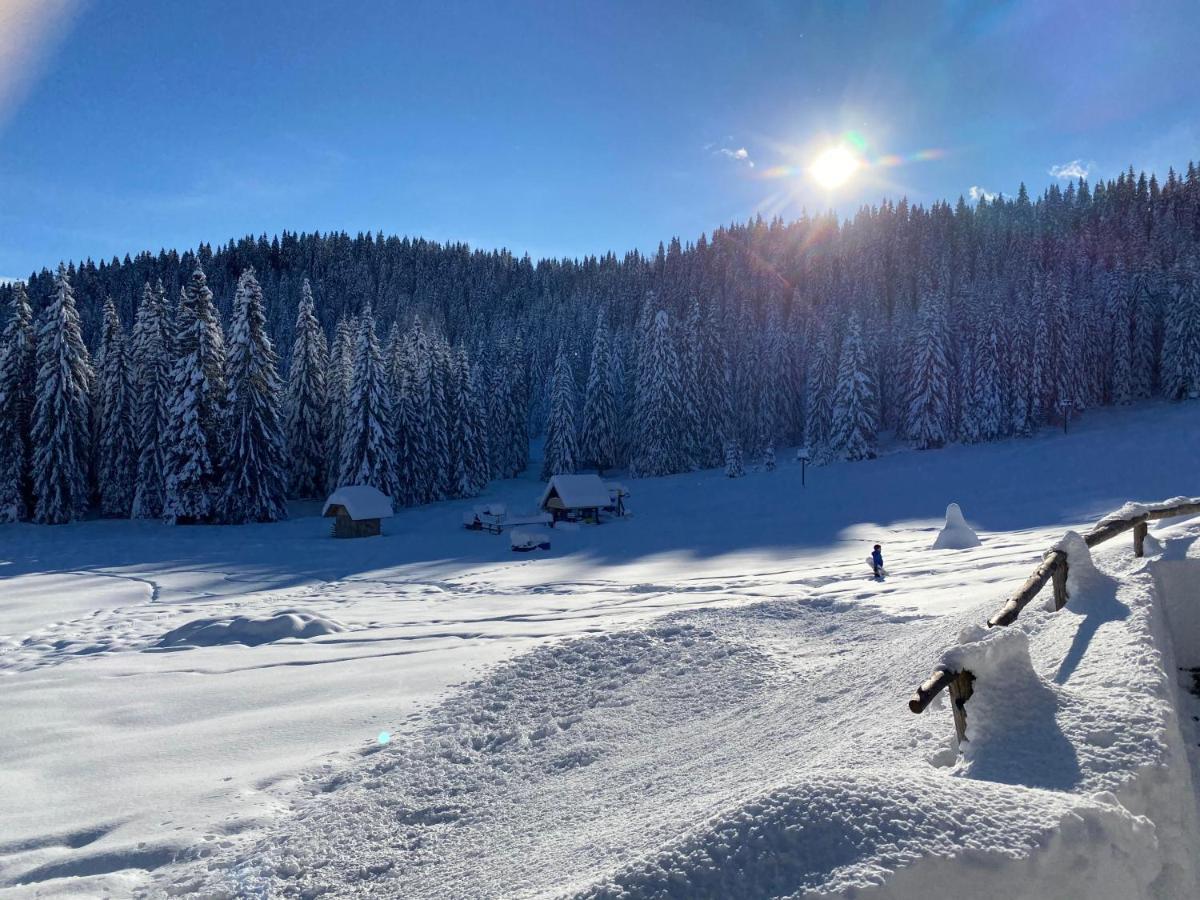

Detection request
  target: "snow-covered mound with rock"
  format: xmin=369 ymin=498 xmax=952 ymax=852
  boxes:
xmin=931 ymin=501 xmax=981 ymax=549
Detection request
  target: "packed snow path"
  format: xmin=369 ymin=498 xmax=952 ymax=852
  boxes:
xmin=0 ymin=401 xmax=1198 ymax=897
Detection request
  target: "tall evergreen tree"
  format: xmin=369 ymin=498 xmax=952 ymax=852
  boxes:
xmin=830 ymin=312 xmax=878 ymax=461
xmin=1163 ymin=254 xmax=1200 ymax=400
xmin=220 ymin=269 xmax=287 ymax=523
xmin=907 ymin=287 xmax=951 ymax=449
xmin=541 ymin=342 xmax=579 ymax=479
xmin=805 ymin=326 xmax=837 ymax=460
xmin=631 ymin=309 xmax=683 ymax=477
xmin=163 ymin=265 xmax=227 ymax=524
xmin=325 ymin=316 xmax=355 ymax=491
xmin=284 ymin=278 xmax=328 ymax=498
xmin=95 ymin=297 xmax=135 ymax=516
xmin=579 ymin=311 xmax=618 ymax=474
xmin=31 ymin=265 xmax=94 ymax=524
xmin=131 ymin=281 xmax=172 ymax=518
xmin=0 ymin=282 xmax=36 ymax=521
xmin=339 ymin=307 xmax=396 ymax=497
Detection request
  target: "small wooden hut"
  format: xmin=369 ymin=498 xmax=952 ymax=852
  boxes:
xmin=539 ymin=474 xmax=612 ymax=524
xmin=322 ymin=485 xmax=394 ymax=538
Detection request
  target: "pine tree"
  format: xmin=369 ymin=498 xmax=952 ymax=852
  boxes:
xmin=338 ymin=307 xmax=396 ymax=497
xmin=31 ymin=264 xmax=94 ymax=524
xmin=427 ymin=338 xmax=453 ymax=500
xmin=631 ymin=309 xmax=683 ymax=477
xmin=805 ymin=326 xmax=837 ymax=460
xmin=0 ymin=282 xmax=36 ymax=521
xmin=449 ymin=347 xmax=488 ymax=497
xmin=220 ymin=269 xmax=287 ymax=523
xmin=95 ymin=297 xmax=135 ymax=516
xmin=325 ymin=316 xmax=355 ymax=491
xmin=830 ymin=312 xmax=878 ymax=461
xmin=696 ymin=306 xmax=727 ymax=469
xmin=1130 ymin=272 xmax=1157 ymax=399
xmin=1163 ymin=254 xmax=1200 ymax=400
xmin=680 ymin=300 xmax=704 ymax=469
xmin=907 ymin=287 xmax=951 ymax=449
xmin=390 ymin=325 xmax=421 ymax=506
xmin=131 ymin=281 xmax=172 ymax=518
xmin=284 ymin=278 xmax=328 ymax=498
xmin=541 ymin=342 xmax=579 ymax=479
xmin=1104 ymin=270 xmax=1133 ymax=405
xmin=163 ymin=265 xmax=227 ymax=524
xmin=579 ymin=311 xmax=618 ymax=474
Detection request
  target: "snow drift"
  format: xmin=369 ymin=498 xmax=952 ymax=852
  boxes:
xmin=155 ymin=609 xmax=346 ymax=648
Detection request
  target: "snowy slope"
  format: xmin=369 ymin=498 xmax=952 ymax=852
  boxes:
xmin=1 ymin=401 xmax=1199 ymax=898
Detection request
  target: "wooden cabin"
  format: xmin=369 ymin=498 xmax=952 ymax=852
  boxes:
xmin=322 ymin=485 xmax=394 ymax=538
xmin=539 ymin=474 xmax=612 ymax=524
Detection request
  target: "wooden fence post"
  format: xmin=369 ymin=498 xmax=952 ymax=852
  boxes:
xmin=948 ymin=671 xmax=975 ymax=743
xmin=1051 ymin=561 xmax=1069 ymax=610
xmin=1133 ymin=520 xmax=1148 ymax=557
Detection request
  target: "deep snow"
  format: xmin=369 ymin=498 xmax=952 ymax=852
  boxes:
xmin=1 ymin=400 xmax=1199 ymax=898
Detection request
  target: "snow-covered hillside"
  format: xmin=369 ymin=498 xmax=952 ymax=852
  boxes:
xmin=2 ymin=401 xmax=1199 ymax=898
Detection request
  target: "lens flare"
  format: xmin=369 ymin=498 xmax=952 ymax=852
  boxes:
xmin=378 ymin=731 xmax=391 ymax=745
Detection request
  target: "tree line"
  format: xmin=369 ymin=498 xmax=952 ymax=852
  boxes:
xmin=2 ymin=162 xmax=1200 ymax=523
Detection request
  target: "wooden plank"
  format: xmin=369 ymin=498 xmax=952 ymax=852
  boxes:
xmin=1133 ymin=520 xmax=1148 ymax=557
xmin=1146 ymin=500 xmax=1200 ymax=521
xmin=948 ymin=671 xmax=975 ymax=743
xmin=909 ymin=667 xmax=958 ymax=714
xmin=987 ymin=549 xmax=1067 ymax=627
xmin=1052 ymin=561 xmax=1068 ymax=610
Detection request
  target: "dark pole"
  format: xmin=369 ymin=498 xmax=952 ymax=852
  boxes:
xmin=801 ymin=458 xmax=807 ymax=487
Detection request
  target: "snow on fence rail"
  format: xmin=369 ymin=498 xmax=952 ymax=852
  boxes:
xmin=908 ymin=496 xmax=1200 ymax=741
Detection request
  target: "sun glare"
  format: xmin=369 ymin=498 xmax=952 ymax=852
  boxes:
xmin=810 ymin=145 xmax=860 ymax=189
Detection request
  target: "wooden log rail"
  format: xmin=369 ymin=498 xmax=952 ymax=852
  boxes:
xmin=907 ymin=497 xmax=1200 ymax=743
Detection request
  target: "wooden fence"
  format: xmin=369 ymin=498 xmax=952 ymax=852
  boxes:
xmin=908 ymin=497 xmax=1200 ymax=742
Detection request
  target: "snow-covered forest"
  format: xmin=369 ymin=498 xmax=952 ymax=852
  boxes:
xmin=2 ymin=165 xmax=1200 ymax=525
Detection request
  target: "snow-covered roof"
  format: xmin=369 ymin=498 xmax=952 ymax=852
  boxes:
xmin=322 ymin=485 xmax=394 ymax=520
xmin=539 ymin=474 xmax=611 ymax=510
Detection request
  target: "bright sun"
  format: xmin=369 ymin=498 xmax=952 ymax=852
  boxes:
xmin=810 ymin=145 xmax=861 ymax=189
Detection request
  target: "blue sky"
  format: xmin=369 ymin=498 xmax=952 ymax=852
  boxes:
xmin=2 ymin=0 xmax=1198 ymax=277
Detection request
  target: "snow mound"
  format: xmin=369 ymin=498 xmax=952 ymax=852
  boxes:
xmin=579 ymin=773 xmax=1159 ymax=900
xmin=931 ymin=502 xmax=981 ymax=549
xmin=510 ymin=527 xmax=550 ymax=551
xmin=155 ymin=609 xmax=346 ymax=648
xmin=1052 ymin=530 xmax=1110 ymax=602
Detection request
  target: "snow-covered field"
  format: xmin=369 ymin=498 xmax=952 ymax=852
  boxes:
xmin=2 ymin=401 xmax=1200 ymax=898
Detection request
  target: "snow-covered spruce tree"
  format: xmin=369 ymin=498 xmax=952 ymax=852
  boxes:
xmin=338 ymin=307 xmax=396 ymax=498
xmin=31 ymin=264 xmax=94 ymax=524
xmin=680 ymin=300 xmax=704 ymax=470
xmin=95 ymin=297 xmax=135 ymax=517
xmin=695 ymin=306 xmax=727 ymax=469
xmin=1130 ymin=272 xmax=1158 ymax=400
xmin=631 ymin=309 xmax=683 ymax=477
xmin=579 ymin=311 xmax=618 ymax=474
xmin=830 ymin=312 xmax=878 ymax=461
xmin=1163 ymin=254 xmax=1200 ymax=400
xmin=504 ymin=334 xmax=530 ymax=477
xmin=541 ymin=342 xmax=579 ymax=480
xmin=448 ymin=347 xmax=488 ymax=498
xmin=130 ymin=281 xmax=172 ymax=518
xmin=220 ymin=269 xmax=287 ymax=523
xmin=389 ymin=326 xmax=421 ymax=507
xmin=427 ymin=338 xmax=454 ymax=500
xmin=906 ymin=286 xmax=951 ymax=449
xmin=163 ymin=265 xmax=227 ymax=525
xmin=284 ymin=279 xmax=328 ymax=499
xmin=804 ymin=325 xmax=836 ymax=460
xmin=465 ymin=355 xmax=491 ymax=495
xmin=0 ymin=282 xmax=36 ymax=521
xmin=1103 ymin=269 xmax=1133 ymax=405
xmin=324 ymin=316 xmax=354 ymax=492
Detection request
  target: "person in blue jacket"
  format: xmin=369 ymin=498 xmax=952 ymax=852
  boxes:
xmin=871 ymin=544 xmax=884 ymax=579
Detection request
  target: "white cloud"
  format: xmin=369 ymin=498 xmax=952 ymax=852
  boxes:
xmin=715 ymin=146 xmax=755 ymax=168
xmin=969 ymin=185 xmax=995 ymax=202
xmin=1048 ymin=159 xmax=1092 ymax=180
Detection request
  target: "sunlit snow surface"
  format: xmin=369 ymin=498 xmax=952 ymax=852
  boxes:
xmin=1 ymin=401 xmax=1199 ymax=898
